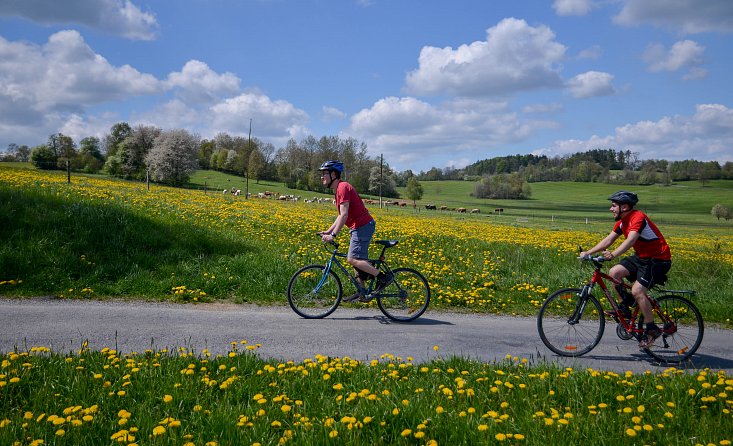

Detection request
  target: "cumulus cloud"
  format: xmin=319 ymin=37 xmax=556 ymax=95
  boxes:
xmin=0 ymin=30 xmax=160 ymax=123
xmin=0 ymin=0 xmax=159 ymax=40
xmin=405 ymin=18 xmax=566 ymax=97
xmin=565 ymin=71 xmax=615 ymax=98
xmin=210 ymin=92 xmax=309 ymax=140
xmin=0 ymin=31 xmax=309 ymax=149
xmin=166 ymin=60 xmax=241 ymax=105
xmin=614 ymin=0 xmax=733 ymax=34
xmin=537 ymin=104 xmax=733 ymax=161
xmin=642 ymin=40 xmax=707 ymax=78
xmin=321 ymin=106 xmax=347 ymax=121
xmin=553 ymin=0 xmax=595 ymax=16
xmin=345 ymin=96 xmax=557 ymax=170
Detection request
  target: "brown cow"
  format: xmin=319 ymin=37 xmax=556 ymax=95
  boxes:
xmin=457 ymin=207 xmax=467 ymax=213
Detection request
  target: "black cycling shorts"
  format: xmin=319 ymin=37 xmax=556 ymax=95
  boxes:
xmin=619 ymin=255 xmax=671 ymax=289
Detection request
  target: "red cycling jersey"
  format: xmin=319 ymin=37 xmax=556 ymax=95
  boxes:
xmin=613 ymin=209 xmax=671 ymax=260
xmin=335 ymin=181 xmax=373 ymax=229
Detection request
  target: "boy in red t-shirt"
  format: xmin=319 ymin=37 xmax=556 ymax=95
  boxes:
xmin=317 ymin=160 xmax=393 ymax=301
xmin=580 ymin=191 xmax=672 ymax=349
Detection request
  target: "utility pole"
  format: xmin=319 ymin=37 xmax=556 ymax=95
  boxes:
xmin=379 ymin=153 xmax=383 ymax=208
xmin=246 ymin=118 xmax=252 ymax=199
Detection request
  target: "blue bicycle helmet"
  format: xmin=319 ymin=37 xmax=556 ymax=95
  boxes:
xmin=318 ymin=160 xmax=344 ymax=173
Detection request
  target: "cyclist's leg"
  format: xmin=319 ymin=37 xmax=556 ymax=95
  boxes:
xmin=346 ymin=220 xmax=379 ymax=277
xmin=635 ymin=259 xmax=672 ymax=325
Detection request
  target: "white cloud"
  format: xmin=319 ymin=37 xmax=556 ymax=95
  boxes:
xmin=522 ymin=103 xmax=564 ymax=114
xmin=537 ymin=104 xmax=733 ymax=161
xmin=209 ymin=92 xmax=310 ymax=140
xmin=321 ymin=106 xmax=347 ymax=121
xmin=0 ymin=30 xmax=160 ymax=142
xmin=0 ymin=30 xmax=309 ymax=149
xmin=0 ymin=0 xmax=159 ymax=40
xmin=553 ymin=0 xmax=595 ymax=16
xmin=166 ymin=60 xmax=241 ymax=105
xmin=405 ymin=18 xmax=566 ymax=97
xmin=565 ymin=71 xmax=615 ymax=98
xmin=346 ymin=96 xmax=557 ymax=170
xmin=614 ymin=0 xmax=733 ymax=34
xmin=577 ymin=45 xmax=603 ymax=60
xmin=642 ymin=40 xmax=706 ymax=79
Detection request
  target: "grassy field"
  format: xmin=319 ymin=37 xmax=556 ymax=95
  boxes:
xmin=1 ymin=347 xmax=731 ymax=446
xmin=1 ymin=163 xmax=731 ymax=325
xmin=1 ymin=164 xmax=732 ymax=445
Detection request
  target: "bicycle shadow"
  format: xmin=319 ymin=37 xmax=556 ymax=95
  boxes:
xmin=330 ymin=316 xmax=454 ymax=326
xmin=570 ymin=352 xmax=733 ymax=371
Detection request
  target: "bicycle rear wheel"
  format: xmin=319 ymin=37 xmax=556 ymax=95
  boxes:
xmin=287 ymin=264 xmax=342 ymax=319
xmin=537 ymin=287 xmax=605 ymax=357
xmin=643 ymin=295 xmax=704 ymax=363
xmin=376 ymin=268 xmax=430 ymax=322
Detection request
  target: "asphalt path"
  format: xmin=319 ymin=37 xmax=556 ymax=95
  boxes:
xmin=2 ymin=297 xmax=732 ymax=374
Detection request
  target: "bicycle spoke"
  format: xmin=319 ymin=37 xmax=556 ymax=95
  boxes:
xmin=643 ymin=295 xmax=703 ymax=363
xmin=287 ymin=265 xmax=342 ymax=319
xmin=537 ymin=288 xmax=605 ymax=357
xmin=377 ymin=268 xmax=430 ymax=322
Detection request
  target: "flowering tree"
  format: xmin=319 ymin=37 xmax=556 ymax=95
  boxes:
xmin=145 ymin=129 xmax=200 ymax=186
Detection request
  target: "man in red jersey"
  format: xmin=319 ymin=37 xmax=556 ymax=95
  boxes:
xmin=317 ymin=160 xmax=393 ymax=301
xmin=580 ymin=191 xmax=672 ymax=349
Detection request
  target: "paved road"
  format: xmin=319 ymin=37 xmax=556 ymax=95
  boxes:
xmin=2 ymin=298 xmax=732 ymax=374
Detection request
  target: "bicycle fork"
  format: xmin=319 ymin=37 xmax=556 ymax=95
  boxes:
xmin=568 ymin=285 xmax=592 ymax=325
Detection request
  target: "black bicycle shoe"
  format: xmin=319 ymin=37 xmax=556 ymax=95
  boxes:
xmin=342 ymin=292 xmax=363 ymax=302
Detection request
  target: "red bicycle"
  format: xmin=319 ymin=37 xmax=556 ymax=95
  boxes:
xmin=537 ymin=255 xmax=704 ymax=363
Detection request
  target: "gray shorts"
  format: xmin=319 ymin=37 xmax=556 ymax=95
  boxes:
xmin=347 ymin=219 xmax=375 ymax=260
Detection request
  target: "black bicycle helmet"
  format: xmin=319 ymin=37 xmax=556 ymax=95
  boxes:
xmin=608 ymin=190 xmax=638 ymax=206
xmin=318 ymin=160 xmax=344 ymax=173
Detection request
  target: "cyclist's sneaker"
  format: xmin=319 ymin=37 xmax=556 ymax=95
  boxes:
xmin=343 ymin=292 xmax=364 ymax=303
xmin=604 ymin=304 xmax=631 ymax=320
xmin=373 ymin=272 xmax=394 ymax=293
xmin=639 ymin=325 xmax=663 ymax=349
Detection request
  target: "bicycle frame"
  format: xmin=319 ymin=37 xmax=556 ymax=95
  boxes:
xmin=318 ymin=241 xmax=392 ymax=296
xmin=580 ymin=257 xmax=688 ymax=340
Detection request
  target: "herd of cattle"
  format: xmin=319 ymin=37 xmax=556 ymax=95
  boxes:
xmin=220 ymin=188 xmax=505 ymax=214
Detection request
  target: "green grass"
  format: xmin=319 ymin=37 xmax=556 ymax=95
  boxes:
xmin=1 ymin=164 xmax=732 ymax=326
xmin=1 ymin=347 xmax=731 ymax=446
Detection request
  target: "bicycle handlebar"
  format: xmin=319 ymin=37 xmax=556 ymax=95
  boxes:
xmin=578 ymin=255 xmax=606 ymax=262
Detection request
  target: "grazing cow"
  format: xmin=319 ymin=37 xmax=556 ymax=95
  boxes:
xmin=425 ymin=204 xmax=437 ymax=210
xmin=457 ymin=207 xmax=467 ymax=213
xmin=439 ymin=206 xmax=448 ymax=211
xmin=234 ymin=189 xmax=241 ymax=196
xmin=470 ymin=208 xmax=480 ymax=214
xmin=494 ymin=208 xmax=504 ymax=214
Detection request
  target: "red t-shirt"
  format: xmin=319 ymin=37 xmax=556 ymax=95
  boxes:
xmin=613 ymin=210 xmax=671 ymax=260
xmin=335 ymin=181 xmax=373 ymax=229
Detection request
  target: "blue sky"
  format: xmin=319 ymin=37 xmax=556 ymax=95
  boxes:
xmin=1 ymin=0 xmax=732 ymax=172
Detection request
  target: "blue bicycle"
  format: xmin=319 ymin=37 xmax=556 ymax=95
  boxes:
xmin=287 ymin=238 xmax=430 ymax=322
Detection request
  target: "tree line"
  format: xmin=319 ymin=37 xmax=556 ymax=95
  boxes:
xmin=416 ymin=149 xmax=733 ymax=186
xmin=2 ymin=128 xmax=731 ymax=201
xmin=0 ymin=123 xmax=406 ymax=196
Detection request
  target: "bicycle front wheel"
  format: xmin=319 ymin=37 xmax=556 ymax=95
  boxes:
xmin=643 ymin=295 xmax=704 ymax=363
xmin=537 ymin=287 xmax=605 ymax=357
xmin=376 ymin=268 xmax=430 ymax=322
xmin=287 ymin=264 xmax=342 ymax=319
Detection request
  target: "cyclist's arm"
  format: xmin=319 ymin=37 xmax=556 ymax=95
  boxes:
xmin=581 ymin=231 xmax=619 ymax=257
xmin=321 ymin=202 xmax=349 ymax=242
xmin=602 ymin=231 xmax=638 ymax=260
